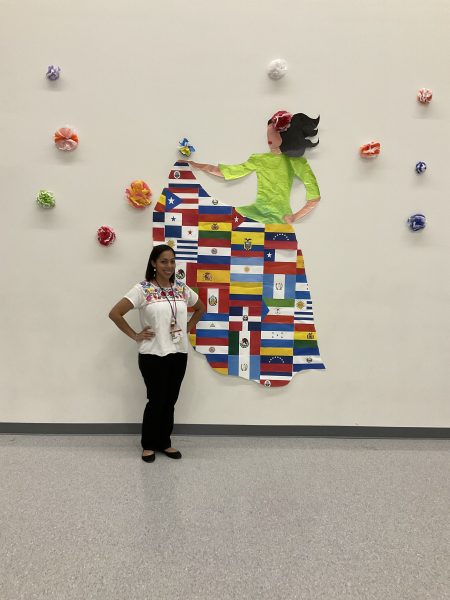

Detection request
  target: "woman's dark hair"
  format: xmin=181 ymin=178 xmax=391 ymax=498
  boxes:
xmin=269 ymin=112 xmax=320 ymax=158
xmin=145 ymin=244 xmax=176 ymax=282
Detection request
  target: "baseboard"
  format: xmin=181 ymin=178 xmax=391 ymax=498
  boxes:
xmin=0 ymin=423 xmax=449 ymax=438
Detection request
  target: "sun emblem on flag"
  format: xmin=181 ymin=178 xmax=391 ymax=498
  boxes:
xmin=296 ymin=300 xmax=305 ymax=310
xmin=243 ymin=238 xmax=252 ymax=250
xmin=240 ymin=338 xmax=249 ymax=349
xmin=208 ymin=295 xmax=218 ymax=307
xmin=211 ymin=223 xmax=219 ymax=231
xmin=244 ymin=266 xmax=250 ymax=273
xmin=176 ymin=269 xmax=185 ymax=279
xmin=202 ymin=272 xmax=213 ymax=281
xmin=167 ymin=239 xmax=175 ymax=248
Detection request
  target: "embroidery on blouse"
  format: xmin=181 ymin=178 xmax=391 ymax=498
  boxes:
xmin=139 ymin=280 xmax=187 ymax=304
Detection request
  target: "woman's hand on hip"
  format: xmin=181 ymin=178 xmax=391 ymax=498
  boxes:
xmin=135 ymin=327 xmax=155 ymax=342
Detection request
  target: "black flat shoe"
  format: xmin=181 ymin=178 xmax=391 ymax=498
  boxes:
xmin=163 ymin=449 xmax=182 ymax=459
xmin=141 ymin=451 xmax=156 ymax=463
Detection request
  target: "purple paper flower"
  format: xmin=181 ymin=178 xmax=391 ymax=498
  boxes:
xmin=46 ymin=65 xmax=61 ymax=81
xmin=407 ymin=214 xmax=426 ymax=231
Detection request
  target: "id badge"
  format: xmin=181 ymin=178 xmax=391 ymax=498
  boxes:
xmin=171 ymin=329 xmax=183 ymax=344
xmin=170 ymin=320 xmax=183 ymax=344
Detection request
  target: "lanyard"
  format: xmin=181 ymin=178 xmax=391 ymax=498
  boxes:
xmin=154 ymin=279 xmax=178 ymax=324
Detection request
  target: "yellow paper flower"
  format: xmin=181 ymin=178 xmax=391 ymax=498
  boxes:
xmin=125 ymin=180 xmax=152 ymax=209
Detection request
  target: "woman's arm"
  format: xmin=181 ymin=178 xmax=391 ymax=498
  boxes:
xmin=187 ymin=298 xmax=206 ymax=333
xmin=108 ymin=298 xmax=154 ymax=342
xmin=284 ymin=198 xmax=320 ymax=224
xmin=186 ymin=161 xmax=224 ymax=178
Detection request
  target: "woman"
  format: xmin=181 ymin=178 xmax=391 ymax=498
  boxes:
xmin=188 ymin=111 xmax=321 ymax=224
xmin=109 ymin=244 xmax=206 ymax=462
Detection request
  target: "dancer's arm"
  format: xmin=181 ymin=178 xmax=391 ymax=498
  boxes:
xmin=284 ymin=198 xmax=320 ymax=224
xmin=187 ymin=161 xmax=224 ymax=178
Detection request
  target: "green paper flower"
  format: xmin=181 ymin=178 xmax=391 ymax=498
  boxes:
xmin=36 ymin=189 xmax=56 ymax=209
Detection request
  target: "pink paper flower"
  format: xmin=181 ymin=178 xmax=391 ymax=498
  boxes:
xmin=417 ymin=88 xmax=433 ymax=104
xmin=54 ymin=127 xmax=79 ymax=151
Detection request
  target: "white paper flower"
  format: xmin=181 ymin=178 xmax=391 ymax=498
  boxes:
xmin=267 ymin=59 xmax=288 ymax=80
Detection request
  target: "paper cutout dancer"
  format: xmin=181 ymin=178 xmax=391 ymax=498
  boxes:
xmin=152 ymin=110 xmax=325 ymax=387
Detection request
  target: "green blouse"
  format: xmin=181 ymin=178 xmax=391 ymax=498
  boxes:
xmin=218 ymin=153 xmax=320 ymax=224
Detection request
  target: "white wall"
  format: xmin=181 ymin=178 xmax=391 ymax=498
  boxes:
xmin=1 ymin=0 xmax=449 ymax=426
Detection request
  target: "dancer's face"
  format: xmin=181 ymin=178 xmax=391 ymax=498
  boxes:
xmin=267 ymin=124 xmax=282 ymax=152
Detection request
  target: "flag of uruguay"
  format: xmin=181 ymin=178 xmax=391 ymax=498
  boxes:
xmin=295 ymin=299 xmax=314 ymax=322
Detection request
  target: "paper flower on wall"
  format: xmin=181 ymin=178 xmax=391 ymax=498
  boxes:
xmin=178 ymin=138 xmax=195 ymax=157
xmin=36 ymin=190 xmax=56 ymax=209
xmin=54 ymin=127 xmax=78 ymax=151
xmin=97 ymin=226 xmax=116 ymax=246
xmin=270 ymin=110 xmax=293 ymax=132
xmin=407 ymin=214 xmax=426 ymax=231
xmin=46 ymin=65 xmax=61 ymax=81
xmin=125 ymin=180 xmax=152 ymax=209
xmin=415 ymin=161 xmax=427 ymax=174
xmin=360 ymin=141 xmax=381 ymax=158
xmin=267 ymin=59 xmax=288 ymax=80
xmin=417 ymin=88 xmax=433 ymax=104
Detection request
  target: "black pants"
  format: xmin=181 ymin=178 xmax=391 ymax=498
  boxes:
xmin=138 ymin=353 xmax=188 ymax=451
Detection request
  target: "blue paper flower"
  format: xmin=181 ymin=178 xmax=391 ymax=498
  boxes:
xmin=46 ymin=65 xmax=61 ymax=81
xmin=178 ymin=138 xmax=195 ymax=157
xmin=407 ymin=214 xmax=426 ymax=231
xmin=415 ymin=161 xmax=427 ymax=174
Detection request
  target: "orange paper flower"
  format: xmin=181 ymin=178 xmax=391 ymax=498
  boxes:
xmin=125 ymin=180 xmax=152 ymax=209
xmin=54 ymin=127 xmax=79 ymax=151
xmin=360 ymin=141 xmax=381 ymax=158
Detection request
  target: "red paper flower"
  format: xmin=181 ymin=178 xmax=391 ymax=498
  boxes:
xmin=97 ymin=226 xmax=116 ymax=246
xmin=270 ymin=110 xmax=293 ymax=132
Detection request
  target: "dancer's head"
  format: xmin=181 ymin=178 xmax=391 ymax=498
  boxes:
xmin=267 ymin=111 xmax=320 ymax=157
xmin=145 ymin=244 xmax=176 ymax=283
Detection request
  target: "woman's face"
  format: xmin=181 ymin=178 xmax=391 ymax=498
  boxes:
xmin=152 ymin=250 xmax=176 ymax=281
xmin=267 ymin=123 xmax=282 ymax=152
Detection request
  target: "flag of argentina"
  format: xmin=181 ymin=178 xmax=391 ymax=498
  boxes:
xmin=175 ymin=239 xmax=198 ymax=262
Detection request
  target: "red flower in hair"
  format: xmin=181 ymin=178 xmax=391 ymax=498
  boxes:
xmin=270 ymin=110 xmax=293 ymax=132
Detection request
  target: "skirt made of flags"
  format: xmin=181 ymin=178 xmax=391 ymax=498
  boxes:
xmin=152 ymin=161 xmax=325 ymax=387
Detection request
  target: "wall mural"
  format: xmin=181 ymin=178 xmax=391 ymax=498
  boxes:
xmin=151 ymin=111 xmax=325 ymax=387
